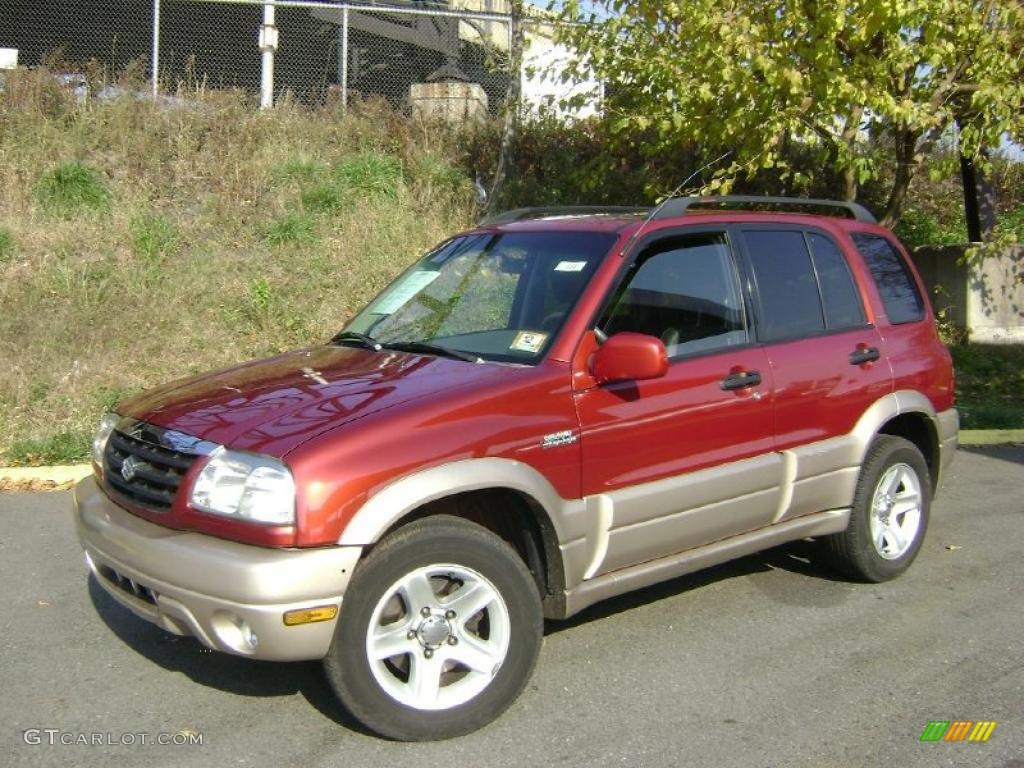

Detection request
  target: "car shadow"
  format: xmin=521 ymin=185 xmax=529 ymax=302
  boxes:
xmin=86 ymin=575 xmax=371 ymax=735
xmin=959 ymin=443 xmax=1024 ymax=466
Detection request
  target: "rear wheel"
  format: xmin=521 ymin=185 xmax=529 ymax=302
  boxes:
xmin=826 ymin=435 xmax=931 ymax=582
xmin=323 ymin=515 xmax=542 ymax=741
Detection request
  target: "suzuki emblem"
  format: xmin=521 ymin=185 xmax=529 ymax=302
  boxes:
xmin=121 ymin=456 xmax=140 ymax=482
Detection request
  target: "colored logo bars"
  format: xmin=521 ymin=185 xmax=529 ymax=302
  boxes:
xmin=920 ymin=721 xmax=997 ymax=742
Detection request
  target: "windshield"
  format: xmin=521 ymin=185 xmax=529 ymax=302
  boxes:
xmin=342 ymin=231 xmax=616 ymax=363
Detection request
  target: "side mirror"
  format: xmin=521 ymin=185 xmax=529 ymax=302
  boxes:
xmin=591 ymin=332 xmax=669 ymax=384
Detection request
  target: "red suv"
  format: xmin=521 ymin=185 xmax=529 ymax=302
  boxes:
xmin=74 ymin=196 xmax=958 ymax=740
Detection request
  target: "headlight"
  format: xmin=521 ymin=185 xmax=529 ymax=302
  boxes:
xmin=190 ymin=447 xmax=295 ymax=525
xmin=91 ymin=413 xmax=121 ymax=468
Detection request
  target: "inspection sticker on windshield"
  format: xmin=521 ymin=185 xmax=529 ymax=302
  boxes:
xmin=554 ymin=260 xmax=587 ymax=272
xmin=510 ymin=331 xmax=547 ymax=353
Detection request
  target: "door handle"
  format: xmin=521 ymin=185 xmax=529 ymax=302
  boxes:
xmin=720 ymin=370 xmax=762 ymax=391
xmin=849 ymin=346 xmax=881 ymax=365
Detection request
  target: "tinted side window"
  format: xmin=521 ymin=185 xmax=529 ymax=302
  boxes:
xmin=852 ymin=233 xmax=924 ymax=324
xmin=808 ymin=233 xmax=866 ymax=330
xmin=600 ymin=233 xmax=747 ymax=358
xmin=743 ymin=230 xmax=825 ymax=341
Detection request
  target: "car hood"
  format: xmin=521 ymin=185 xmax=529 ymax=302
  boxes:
xmin=118 ymin=345 xmax=507 ymax=457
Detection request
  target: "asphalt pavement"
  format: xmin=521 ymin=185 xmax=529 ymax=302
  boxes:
xmin=2 ymin=446 xmax=1022 ymax=767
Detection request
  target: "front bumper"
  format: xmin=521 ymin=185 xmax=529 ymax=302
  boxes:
xmin=74 ymin=476 xmax=362 ymax=661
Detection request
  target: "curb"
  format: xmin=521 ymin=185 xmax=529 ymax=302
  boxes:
xmin=0 ymin=464 xmax=92 ymax=482
xmin=957 ymin=429 xmax=1024 ymax=446
xmin=0 ymin=464 xmax=92 ymax=491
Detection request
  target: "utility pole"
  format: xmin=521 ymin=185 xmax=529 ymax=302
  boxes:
xmin=151 ymin=0 xmax=161 ymax=98
xmin=259 ymin=2 xmax=279 ymax=109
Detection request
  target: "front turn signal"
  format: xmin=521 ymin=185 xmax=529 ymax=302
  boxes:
xmin=282 ymin=605 xmax=339 ymax=626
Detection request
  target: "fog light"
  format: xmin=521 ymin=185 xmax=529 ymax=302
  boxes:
xmin=283 ymin=605 xmax=339 ymax=626
xmin=211 ymin=611 xmax=260 ymax=653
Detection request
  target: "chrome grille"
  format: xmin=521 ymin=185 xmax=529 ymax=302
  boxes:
xmin=103 ymin=419 xmax=216 ymax=512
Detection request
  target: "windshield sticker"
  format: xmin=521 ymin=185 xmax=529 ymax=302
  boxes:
xmin=510 ymin=331 xmax=548 ymax=353
xmin=554 ymin=260 xmax=587 ymax=272
xmin=371 ymin=271 xmax=440 ymax=314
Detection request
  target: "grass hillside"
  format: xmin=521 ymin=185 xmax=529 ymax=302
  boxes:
xmin=1 ymin=69 xmax=1020 ymax=466
xmin=0 ymin=70 xmax=475 ymax=465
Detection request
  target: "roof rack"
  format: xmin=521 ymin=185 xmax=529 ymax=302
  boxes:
xmin=479 ymin=197 xmax=877 ymax=227
xmin=653 ymin=196 xmax=877 ymax=223
xmin=479 ymin=206 xmax=648 ymax=226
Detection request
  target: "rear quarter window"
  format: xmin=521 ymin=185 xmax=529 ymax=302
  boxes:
xmin=807 ymin=233 xmax=866 ymax=330
xmin=742 ymin=229 xmax=825 ymax=341
xmin=852 ymin=233 xmax=925 ymax=324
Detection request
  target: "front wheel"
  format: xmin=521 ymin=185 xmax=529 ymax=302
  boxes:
xmin=323 ymin=515 xmax=542 ymax=741
xmin=826 ymin=435 xmax=932 ymax=582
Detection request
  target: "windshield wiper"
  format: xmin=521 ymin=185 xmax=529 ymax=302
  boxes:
xmin=330 ymin=331 xmax=382 ymax=350
xmin=332 ymin=333 xmax=482 ymax=363
xmin=382 ymin=340 xmax=482 ymax=364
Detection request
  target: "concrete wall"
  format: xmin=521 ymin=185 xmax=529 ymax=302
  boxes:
xmin=409 ymin=81 xmax=488 ymax=123
xmin=911 ymin=245 xmax=1024 ymax=343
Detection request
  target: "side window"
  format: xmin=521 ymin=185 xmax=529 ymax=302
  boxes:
xmin=743 ymin=230 xmax=825 ymax=341
xmin=807 ymin=233 xmax=866 ymax=330
xmin=852 ymin=233 xmax=924 ymax=324
xmin=600 ymin=233 xmax=747 ymax=358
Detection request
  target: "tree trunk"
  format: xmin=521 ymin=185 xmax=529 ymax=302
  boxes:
xmin=839 ymin=106 xmax=863 ymax=202
xmin=880 ymin=131 xmax=917 ymax=228
xmin=841 ymin=165 xmax=857 ymax=203
xmin=961 ymin=154 xmax=984 ymax=243
xmin=486 ymin=1 xmax=524 ymax=213
xmin=976 ymin=159 xmax=997 ymax=241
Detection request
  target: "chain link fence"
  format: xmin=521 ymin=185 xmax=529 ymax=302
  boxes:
xmin=0 ymin=1 xmax=566 ymax=116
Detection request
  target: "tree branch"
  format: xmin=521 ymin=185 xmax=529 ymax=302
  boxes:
xmin=486 ymin=1 xmax=525 ymax=213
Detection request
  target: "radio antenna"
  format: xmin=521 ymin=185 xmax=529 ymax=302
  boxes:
xmin=618 ymin=149 xmax=733 ymax=259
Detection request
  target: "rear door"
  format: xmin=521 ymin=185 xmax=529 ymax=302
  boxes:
xmin=739 ymin=227 xmax=893 ymax=521
xmin=574 ymin=229 xmax=779 ymax=574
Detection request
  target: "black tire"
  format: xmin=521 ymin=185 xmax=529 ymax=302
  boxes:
xmin=323 ymin=515 xmax=543 ymax=741
xmin=826 ymin=435 xmax=932 ymax=582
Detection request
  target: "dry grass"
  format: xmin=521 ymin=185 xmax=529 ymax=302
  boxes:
xmin=0 ymin=69 xmax=476 ymax=465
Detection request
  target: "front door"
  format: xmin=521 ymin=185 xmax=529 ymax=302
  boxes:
xmin=574 ymin=229 xmax=781 ymax=575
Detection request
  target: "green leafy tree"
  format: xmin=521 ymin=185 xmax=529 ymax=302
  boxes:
xmin=559 ymin=0 xmax=1024 ymax=226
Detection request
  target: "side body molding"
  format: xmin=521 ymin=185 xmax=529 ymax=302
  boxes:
xmin=337 ymin=391 xmax=954 ymax=620
xmin=337 ymin=457 xmax=586 ymax=549
xmin=558 ymin=390 xmax=951 ymax=617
